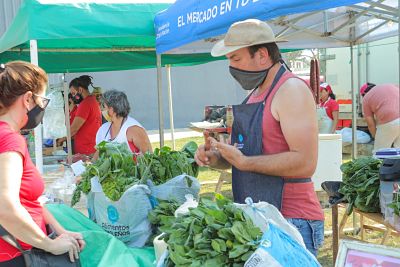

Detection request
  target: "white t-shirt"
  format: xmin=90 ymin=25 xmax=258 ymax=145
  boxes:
xmin=96 ymin=116 xmax=144 ymax=151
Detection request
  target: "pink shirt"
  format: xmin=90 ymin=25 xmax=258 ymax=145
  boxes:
xmin=362 ymin=84 xmax=400 ymax=125
xmin=247 ymin=71 xmax=324 ymax=221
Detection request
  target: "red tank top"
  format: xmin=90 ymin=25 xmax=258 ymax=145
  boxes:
xmin=247 ymin=71 xmax=324 ymax=221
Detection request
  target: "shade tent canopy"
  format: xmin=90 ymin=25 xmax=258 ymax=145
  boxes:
xmin=0 ymin=0 xmax=221 ymax=73
xmin=155 ymin=0 xmax=399 ymax=54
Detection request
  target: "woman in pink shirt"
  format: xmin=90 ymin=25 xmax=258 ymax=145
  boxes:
xmin=361 ymin=83 xmax=400 ymax=151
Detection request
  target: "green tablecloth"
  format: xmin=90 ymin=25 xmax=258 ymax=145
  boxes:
xmin=47 ymin=204 xmax=156 ymax=267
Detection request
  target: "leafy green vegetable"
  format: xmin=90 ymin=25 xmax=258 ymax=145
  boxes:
xmin=138 ymin=142 xmax=199 ymax=185
xmin=160 ymin=194 xmax=262 ymax=267
xmin=388 ymin=191 xmax=400 ymax=216
xmin=338 ymin=157 xmax=382 ymax=215
xmin=71 ymin=141 xmax=199 ymax=206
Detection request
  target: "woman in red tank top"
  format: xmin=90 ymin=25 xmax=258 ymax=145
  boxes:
xmin=0 ymin=61 xmax=85 ymax=266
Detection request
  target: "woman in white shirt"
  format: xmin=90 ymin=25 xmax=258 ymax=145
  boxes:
xmin=94 ymin=90 xmax=152 ymax=159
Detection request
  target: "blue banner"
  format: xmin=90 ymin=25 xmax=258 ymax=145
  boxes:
xmin=155 ymin=0 xmax=364 ymax=54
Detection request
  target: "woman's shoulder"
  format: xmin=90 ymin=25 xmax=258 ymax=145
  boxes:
xmin=0 ymin=123 xmax=27 ymax=154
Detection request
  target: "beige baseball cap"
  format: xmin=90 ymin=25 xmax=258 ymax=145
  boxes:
xmin=211 ymin=19 xmax=286 ymax=57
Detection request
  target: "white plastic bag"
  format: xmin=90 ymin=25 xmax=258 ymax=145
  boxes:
xmin=148 ymin=174 xmax=200 ymax=204
xmin=234 ymin=198 xmax=305 ymax=247
xmin=42 ymin=91 xmax=67 ymax=139
xmin=90 ymin=179 xmax=153 ymax=247
xmin=174 ymin=194 xmax=198 ymax=217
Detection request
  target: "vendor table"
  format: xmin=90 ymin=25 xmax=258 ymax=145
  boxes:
xmin=332 ymin=204 xmax=400 ymax=265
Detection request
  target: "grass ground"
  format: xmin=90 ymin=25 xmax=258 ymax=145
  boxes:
xmin=153 ymin=137 xmax=400 ymax=267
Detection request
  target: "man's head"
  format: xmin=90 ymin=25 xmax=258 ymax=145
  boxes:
xmin=212 ymin=19 xmax=284 ymax=69
xmin=360 ymin=82 xmax=376 ymax=97
xmin=211 ymin=19 xmax=285 ymax=90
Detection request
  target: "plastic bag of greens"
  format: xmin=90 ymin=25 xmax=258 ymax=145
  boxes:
xmin=91 ymin=180 xmax=153 ymax=247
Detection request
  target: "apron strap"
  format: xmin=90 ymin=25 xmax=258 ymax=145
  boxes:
xmin=285 ymin=178 xmax=312 ymax=183
xmin=262 ymin=65 xmax=286 ymax=104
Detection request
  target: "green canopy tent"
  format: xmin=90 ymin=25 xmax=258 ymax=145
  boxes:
xmin=0 ymin=0 xmax=224 ymax=172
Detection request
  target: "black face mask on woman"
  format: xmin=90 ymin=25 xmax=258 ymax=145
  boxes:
xmin=21 ymin=104 xmax=45 ymax=130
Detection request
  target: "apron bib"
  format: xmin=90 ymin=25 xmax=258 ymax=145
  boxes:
xmin=317 ymin=98 xmax=333 ymax=134
xmin=231 ymin=66 xmax=311 ymax=210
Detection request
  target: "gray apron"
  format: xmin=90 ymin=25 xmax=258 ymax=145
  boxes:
xmin=231 ymin=65 xmax=311 ymax=210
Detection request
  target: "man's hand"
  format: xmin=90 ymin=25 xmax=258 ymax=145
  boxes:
xmin=194 ymin=143 xmax=218 ymax=166
xmin=210 ymin=139 xmax=247 ymax=170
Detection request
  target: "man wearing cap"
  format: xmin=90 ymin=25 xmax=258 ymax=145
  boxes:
xmin=360 ymin=83 xmax=400 ymax=151
xmin=318 ymin=83 xmax=339 ymax=133
xmin=195 ymin=19 xmax=324 ymax=256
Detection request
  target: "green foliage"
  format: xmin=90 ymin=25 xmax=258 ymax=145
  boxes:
xmin=71 ymin=141 xmax=199 ymax=206
xmin=159 ymin=194 xmax=262 ymax=267
xmin=338 ymin=157 xmax=382 ymax=215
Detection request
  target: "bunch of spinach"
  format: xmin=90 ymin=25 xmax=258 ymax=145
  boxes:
xmin=71 ymin=141 xmax=139 ymax=206
xmin=161 ymin=194 xmax=262 ymax=267
xmin=339 ymin=157 xmax=382 ymax=215
xmin=138 ymin=141 xmax=199 ymax=185
xmin=148 ymin=200 xmax=180 ymax=242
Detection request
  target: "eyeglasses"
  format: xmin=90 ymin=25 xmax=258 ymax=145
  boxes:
xmin=33 ymin=94 xmax=50 ymax=109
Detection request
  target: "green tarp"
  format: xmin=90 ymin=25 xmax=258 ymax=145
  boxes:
xmin=0 ymin=0 xmax=222 ymax=73
xmin=47 ymin=204 xmax=156 ymax=267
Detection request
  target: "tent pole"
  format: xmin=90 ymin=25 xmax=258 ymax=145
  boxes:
xmin=30 ymin=40 xmax=43 ymax=174
xmin=351 ymin=44 xmax=357 ymax=160
xmin=62 ymin=78 xmax=73 ymax=164
xmin=398 ymin=3 xmax=400 ymax=85
xmin=157 ymin=54 xmax=164 ymax=147
xmin=166 ymin=65 xmax=176 ymax=150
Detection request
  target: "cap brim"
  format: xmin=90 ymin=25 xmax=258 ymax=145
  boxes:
xmin=211 ymin=38 xmax=288 ymax=57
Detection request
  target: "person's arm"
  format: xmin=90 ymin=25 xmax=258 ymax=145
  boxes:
xmin=0 ymin=152 xmax=80 ymax=261
xmin=70 ymin=116 xmax=86 ymax=137
xmin=42 ymin=207 xmax=85 ymax=250
xmin=331 ymin=110 xmax=339 ymax=133
xmin=212 ymin=78 xmax=318 ymax=177
xmin=365 ymin=116 xmax=376 ymax=138
xmin=127 ymin=126 xmax=153 ymax=153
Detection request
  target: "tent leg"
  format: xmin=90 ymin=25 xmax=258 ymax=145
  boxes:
xmin=63 ymin=79 xmax=73 ymax=164
xmin=157 ymin=54 xmax=164 ymax=147
xmin=30 ymin=40 xmax=43 ymax=174
xmin=350 ymin=45 xmax=358 ymax=160
xmin=166 ymin=65 xmax=175 ymax=150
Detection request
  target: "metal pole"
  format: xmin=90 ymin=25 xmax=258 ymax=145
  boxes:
xmin=63 ymin=79 xmax=73 ymax=164
xmin=30 ymin=40 xmax=43 ymax=174
xmin=351 ymin=45 xmax=357 ymax=160
xmin=166 ymin=65 xmax=176 ymax=150
xmin=366 ymin=43 xmax=370 ymax=82
xmin=156 ymin=54 xmax=164 ymax=147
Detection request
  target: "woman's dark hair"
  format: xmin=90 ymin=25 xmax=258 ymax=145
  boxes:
xmin=103 ymin=90 xmax=130 ymax=118
xmin=248 ymin=42 xmax=282 ymax=64
xmin=364 ymin=82 xmax=376 ymax=95
xmin=0 ymin=61 xmax=48 ymax=114
xmin=329 ymin=92 xmax=336 ymax=100
xmin=69 ymin=75 xmax=93 ymax=91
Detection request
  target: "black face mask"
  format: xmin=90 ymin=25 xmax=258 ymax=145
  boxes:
xmin=72 ymin=93 xmax=83 ymax=105
xmin=21 ymin=105 xmax=45 ymax=130
xmin=229 ymin=62 xmax=277 ymax=91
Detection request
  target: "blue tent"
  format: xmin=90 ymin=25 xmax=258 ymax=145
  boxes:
xmin=155 ymin=0 xmax=398 ymax=54
xmin=154 ymin=0 xmax=399 ymax=157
